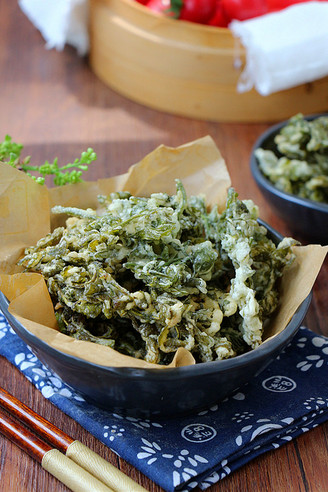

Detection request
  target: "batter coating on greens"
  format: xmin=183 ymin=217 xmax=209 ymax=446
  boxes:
xmin=19 ymin=182 xmax=295 ymax=365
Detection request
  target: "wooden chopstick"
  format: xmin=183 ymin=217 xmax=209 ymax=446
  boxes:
xmin=0 ymin=405 xmax=113 ymax=492
xmin=0 ymin=406 xmax=54 ymax=461
xmin=0 ymin=386 xmax=73 ymax=452
xmin=0 ymin=387 xmax=147 ymax=492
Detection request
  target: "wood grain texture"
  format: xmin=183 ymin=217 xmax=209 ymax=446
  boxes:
xmin=0 ymin=2 xmax=328 ymax=492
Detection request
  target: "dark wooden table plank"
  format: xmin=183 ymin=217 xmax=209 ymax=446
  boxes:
xmin=0 ymin=3 xmax=327 ymax=492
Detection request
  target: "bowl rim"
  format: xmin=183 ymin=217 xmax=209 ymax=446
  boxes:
xmin=250 ymin=113 xmax=328 ymax=214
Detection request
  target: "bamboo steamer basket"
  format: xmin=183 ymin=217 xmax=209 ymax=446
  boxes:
xmin=89 ymin=0 xmax=328 ymax=122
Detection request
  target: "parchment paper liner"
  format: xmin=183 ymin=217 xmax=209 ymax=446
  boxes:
xmin=0 ymin=136 xmax=327 ymax=369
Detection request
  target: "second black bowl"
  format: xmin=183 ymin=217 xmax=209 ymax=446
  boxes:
xmin=250 ymin=114 xmax=328 ymax=245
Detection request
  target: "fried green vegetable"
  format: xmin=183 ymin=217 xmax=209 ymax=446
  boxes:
xmin=255 ymin=113 xmax=328 ymax=203
xmin=18 ymin=182 xmax=296 ymax=365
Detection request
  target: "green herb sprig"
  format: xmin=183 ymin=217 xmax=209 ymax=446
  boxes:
xmin=0 ymin=135 xmax=97 ymax=185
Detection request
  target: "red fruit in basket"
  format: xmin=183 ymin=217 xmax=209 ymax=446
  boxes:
xmin=135 ymin=0 xmax=149 ymax=4
xmin=146 ymin=0 xmax=175 ymax=15
xmin=207 ymin=0 xmax=230 ymax=26
xmin=221 ymin=0 xmax=268 ymax=20
xmin=267 ymin=0 xmax=309 ymax=11
xmin=147 ymin=0 xmax=219 ymax=23
xmin=178 ymin=0 xmax=217 ymax=23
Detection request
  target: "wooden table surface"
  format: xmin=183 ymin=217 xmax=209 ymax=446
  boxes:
xmin=1 ymin=3 xmax=328 ymax=491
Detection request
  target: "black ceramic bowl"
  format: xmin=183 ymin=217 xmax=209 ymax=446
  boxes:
xmin=0 ymin=222 xmax=311 ymax=419
xmin=250 ymin=114 xmax=328 ymax=245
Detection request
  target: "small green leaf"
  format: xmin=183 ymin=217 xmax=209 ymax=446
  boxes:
xmin=0 ymin=135 xmax=97 ymax=186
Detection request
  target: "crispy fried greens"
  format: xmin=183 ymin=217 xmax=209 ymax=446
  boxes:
xmin=18 ymin=182 xmax=296 ymax=365
xmin=255 ymin=113 xmax=328 ymax=203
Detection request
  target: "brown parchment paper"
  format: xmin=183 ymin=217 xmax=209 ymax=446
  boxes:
xmin=0 ymin=136 xmax=327 ymax=369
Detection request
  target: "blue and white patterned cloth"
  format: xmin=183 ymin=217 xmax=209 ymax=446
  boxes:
xmin=1 ymin=310 xmax=328 ymax=492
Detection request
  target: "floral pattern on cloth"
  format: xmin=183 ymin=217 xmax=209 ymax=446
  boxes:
xmin=1 ymin=310 xmax=328 ymax=492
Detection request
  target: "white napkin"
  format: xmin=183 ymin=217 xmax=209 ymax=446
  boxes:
xmin=230 ymin=2 xmax=328 ymax=96
xmin=19 ymin=0 xmax=89 ymax=56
